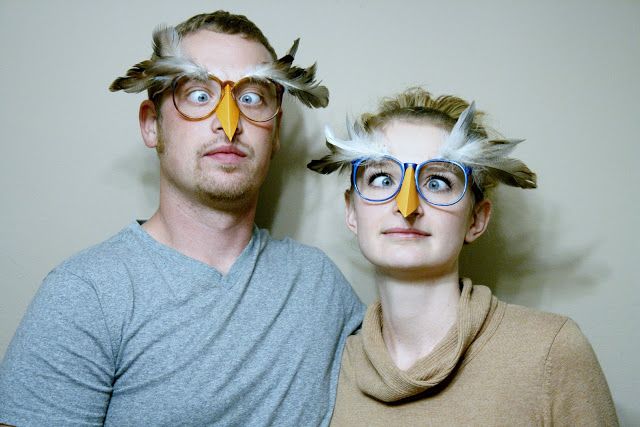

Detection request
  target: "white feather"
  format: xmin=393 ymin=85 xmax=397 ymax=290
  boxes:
xmin=324 ymin=123 xmax=388 ymax=161
xmin=153 ymin=26 xmax=209 ymax=81
xmin=443 ymin=101 xmax=475 ymax=152
xmin=250 ymin=64 xmax=298 ymax=87
xmin=437 ymin=101 xmax=536 ymax=189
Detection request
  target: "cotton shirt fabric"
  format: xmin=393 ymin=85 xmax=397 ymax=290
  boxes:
xmin=0 ymin=221 xmax=365 ymax=426
xmin=331 ymin=279 xmax=618 ymax=426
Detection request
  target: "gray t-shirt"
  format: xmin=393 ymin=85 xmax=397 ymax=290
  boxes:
xmin=0 ymin=222 xmax=365 ymax=426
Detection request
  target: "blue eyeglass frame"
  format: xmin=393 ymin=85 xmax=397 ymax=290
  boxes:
xmin=350 ymin=156 xmax=473 ymax=207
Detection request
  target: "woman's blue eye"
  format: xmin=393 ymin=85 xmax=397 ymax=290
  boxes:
xmin=238 ymin=92 xmax=261 ymax=105
xmin=370 ymin=174 xmax=394 ymax=188
xmin=426 ymin=177 xmax=450 ymax=192
xmin=187 ymin=90 xmax=211 ymax=104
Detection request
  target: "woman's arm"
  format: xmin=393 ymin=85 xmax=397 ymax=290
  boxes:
xmin=544 ymin=318 xmax=618 ymax=426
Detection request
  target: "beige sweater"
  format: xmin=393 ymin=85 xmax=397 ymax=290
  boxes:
xmin=331 ymin=280 xmax=618 ymax=426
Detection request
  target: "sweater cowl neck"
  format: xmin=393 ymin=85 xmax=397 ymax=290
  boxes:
xmin=355 ymin=279 xmax=494 ymax=402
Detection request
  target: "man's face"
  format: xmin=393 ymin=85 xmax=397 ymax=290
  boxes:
xmin=151 ymin=30 xmax=280 ymax=208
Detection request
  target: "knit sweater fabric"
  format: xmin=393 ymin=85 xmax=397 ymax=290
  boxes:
xmin=331 ymin=279 xmax=618 ymax=426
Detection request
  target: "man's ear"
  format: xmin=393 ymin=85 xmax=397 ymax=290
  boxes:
xmin=344 ymin=190 xmax=358 ymax=235
xmin=465 ymin=198 xmax=492 ymax=243
xmin=139 ymin=100 xmax=159 ymax=149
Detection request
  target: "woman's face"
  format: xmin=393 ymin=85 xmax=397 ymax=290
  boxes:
xmin=345 ymin=120 xmax=491 ymax=277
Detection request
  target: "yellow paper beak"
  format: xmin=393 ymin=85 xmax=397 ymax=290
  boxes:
xmin=395 ymin=167 xmax=420 ymax=217
xmin=216 ymin=84 xmax=240 ymax=141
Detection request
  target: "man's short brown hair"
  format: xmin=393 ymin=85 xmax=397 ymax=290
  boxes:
xmin=175 ymin=11 xmax=276 ymax=60
xmin=151 ymin=10 xmax=277 ymax=115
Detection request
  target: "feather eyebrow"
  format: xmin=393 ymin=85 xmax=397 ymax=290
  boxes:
xmin=425 ymin=161 xmax=461 ymax=172
xmin=439 ymin=103 xmax=537 ymax=189
xmin=109 ymin=27 xmax=329 ymax=110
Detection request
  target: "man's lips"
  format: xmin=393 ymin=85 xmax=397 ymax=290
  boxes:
xmin=382 ymin=227 xmax=430 ymax=237
xmin=203 ymin=146 xmax=247 ymax=162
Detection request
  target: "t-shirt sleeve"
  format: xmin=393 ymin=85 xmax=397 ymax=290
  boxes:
xmin=0 ymin=268 xmax=114 ymax=426
xmin=320 ymin=255 xmax=365 ymax=335
xmin=544 ymin=318 xmax=618 ymax=426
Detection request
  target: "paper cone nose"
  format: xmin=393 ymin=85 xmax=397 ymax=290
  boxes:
xmin=216 ymin=85 xmax=240 ymax=141
xmin=395 ymin=167 xmax=419 ymax=217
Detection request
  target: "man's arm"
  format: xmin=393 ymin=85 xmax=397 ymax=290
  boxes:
xmin=0 ymin=269 xmax=114 ymax=426
xmin=320 ymin=253 xmax=365 ymax=335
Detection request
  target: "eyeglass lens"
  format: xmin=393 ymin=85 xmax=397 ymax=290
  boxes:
xmin=173 ymin=77 xmax=280 ymax=122
xmin=354 ymin=159 xmax=467 ymax=205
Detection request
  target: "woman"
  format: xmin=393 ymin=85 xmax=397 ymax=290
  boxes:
xmin=308 ymin=88 xmax=617 ymax=425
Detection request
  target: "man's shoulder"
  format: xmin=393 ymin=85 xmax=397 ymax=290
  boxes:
xmin=257 ymin=229 xmax=355 ymax=293
xmin=258 ymin=228 xmax=331 ymax=263
xmin=53 ymin=221 xmax=143 ymax=281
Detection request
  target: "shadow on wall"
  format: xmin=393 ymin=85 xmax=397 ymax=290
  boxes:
xmin=255 ymin=100 xmax=312 ymax=235
xmin=112 ymin=140 xmax=160 ymax=212
xmin=616 ymin=403 xmax=639 ymax=427
xmin=459 ymin=187 xmax=609 ymax=307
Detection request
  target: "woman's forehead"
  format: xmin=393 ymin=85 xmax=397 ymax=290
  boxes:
xmin=380 ymin=120 xmax=450 ymax=161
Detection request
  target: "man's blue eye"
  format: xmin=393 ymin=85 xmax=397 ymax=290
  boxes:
xmin=239 ymin=92 xmax=261 ymax=105
xmin=187 ymin=90 xmax=211 ymax=104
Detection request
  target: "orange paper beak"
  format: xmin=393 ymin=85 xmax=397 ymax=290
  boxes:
xmin=216 ymin=84 xmax=240 ymax=141
xmin=395 ymin=167 xmax=420 ymax=217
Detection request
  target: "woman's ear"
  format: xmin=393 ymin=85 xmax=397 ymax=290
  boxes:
xmin=344 ymin=190 xmax=358 ymax=235
xmin=465 ymin=198 xmax=492 ymax=243
xmin=139 ymin=100 xmax=159 ymax=149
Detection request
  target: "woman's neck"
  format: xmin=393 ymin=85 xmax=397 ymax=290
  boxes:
xmin=376 ymin=268 xmax=461 ymax=371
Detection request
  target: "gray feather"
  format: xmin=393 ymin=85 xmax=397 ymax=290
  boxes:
xmin=440 ymin=102 xmax=536 ymax=189
xmin=307 ymin=122 xmax=387 ymax=174
xmin=251 ymin=39 xmax=329 ymax=108
xmin=445 ymin=101 xmax=475 ymax=151
xmin=110 ymin=25 xmax=208 ymax=94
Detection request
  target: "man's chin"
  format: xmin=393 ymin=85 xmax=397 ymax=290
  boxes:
xmin=196 ymin=182 xmax=257 ymax=206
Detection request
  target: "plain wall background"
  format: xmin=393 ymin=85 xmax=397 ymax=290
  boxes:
xmin=1 ymin=0 xmax=638 ymax=423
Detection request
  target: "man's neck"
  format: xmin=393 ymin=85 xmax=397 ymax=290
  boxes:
xmin=376 ymin=268 xmax=461 ymax=371
xmin=143 ymin=188 xmax=258 ymax=275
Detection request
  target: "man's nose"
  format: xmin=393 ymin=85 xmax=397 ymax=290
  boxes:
xmin=215 ymin=84 xmax=240 ymax=141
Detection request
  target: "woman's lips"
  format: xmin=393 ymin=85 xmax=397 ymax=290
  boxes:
xmin=382 ymin=227 xmax=430 ymax=238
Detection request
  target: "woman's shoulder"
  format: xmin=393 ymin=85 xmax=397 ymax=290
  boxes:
xmin=500 ymin=302 xmax=600 ymax=369
xmin=490 ymin=298 xmax=594 ymax=364
xmin=493 ymin=301 xmax=617 ymax=423
xmin=500 ymin=300 xmax=569 ymax=332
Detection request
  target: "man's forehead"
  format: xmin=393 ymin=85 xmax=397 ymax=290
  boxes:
xmin=180 ymin=30 xmax=273 ymax=78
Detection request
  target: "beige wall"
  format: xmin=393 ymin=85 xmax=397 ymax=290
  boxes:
xmin=1 ymin=0 xmax=638 ymax=423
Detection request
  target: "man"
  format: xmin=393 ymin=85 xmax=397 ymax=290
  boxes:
xmin=0 ymin=11 xmax=364 ymax=426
